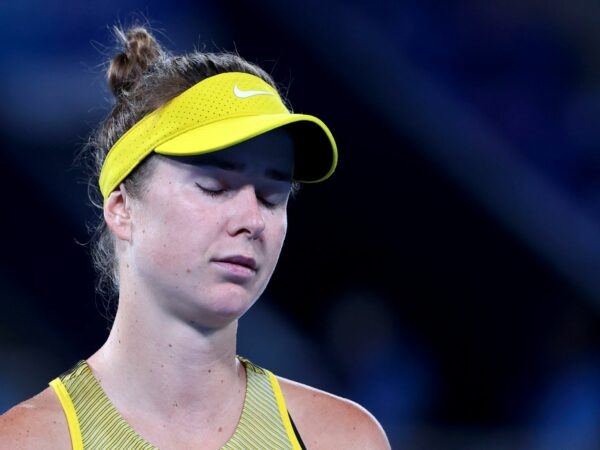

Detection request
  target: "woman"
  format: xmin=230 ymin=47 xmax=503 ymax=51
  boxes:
xmin=0 ymin=26 xmax=390 ymax=449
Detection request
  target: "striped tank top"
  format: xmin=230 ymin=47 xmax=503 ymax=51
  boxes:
xmin=49 ymin=357 xmax=305 ymax=449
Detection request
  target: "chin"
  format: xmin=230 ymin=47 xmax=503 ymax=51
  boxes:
xmin=184 ymin=303 xmax=250 ymax=331
xmin=207 ymin=288 xmax=257 ymax=318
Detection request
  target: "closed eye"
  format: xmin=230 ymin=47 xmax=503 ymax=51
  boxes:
xmin=258 ymin=191 xmax=289 ymax=208
xmin=195 ymin=182 xmax=225 ymax=197
xmin=195 ymin=181 xmax=290 ymax=208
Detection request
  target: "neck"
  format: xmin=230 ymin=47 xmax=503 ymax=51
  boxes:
xmin=87 ymin=295 xmax=244 ymax=420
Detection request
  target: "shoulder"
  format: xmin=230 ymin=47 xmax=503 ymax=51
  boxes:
xmin=0 ymin=386 xmax=70 ymax=450
xmin=278 ymin=376 xmax=391 ymax=450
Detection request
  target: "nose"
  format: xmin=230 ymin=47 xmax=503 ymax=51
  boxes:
xmin=227 ymin=185 xmax=266 ymax=240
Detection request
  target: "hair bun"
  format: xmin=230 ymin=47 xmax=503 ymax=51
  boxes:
xmin=108 ymin=26 xmax=162 ymax=96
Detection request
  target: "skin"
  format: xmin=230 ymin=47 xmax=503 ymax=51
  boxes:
xmin=0 ymin=129 xmax=391 ymax=449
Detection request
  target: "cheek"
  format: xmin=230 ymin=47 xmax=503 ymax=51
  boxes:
xmin=136 ymin=207 xmax=204 ymax=262
xmin=279 ymin=216 xmax=288 ymax=241
xmin=270 ymin=215 xmax=288 ymax=253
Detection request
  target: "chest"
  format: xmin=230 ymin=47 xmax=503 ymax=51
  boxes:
xmin=50 ymin=358 xmax=301 ymax=449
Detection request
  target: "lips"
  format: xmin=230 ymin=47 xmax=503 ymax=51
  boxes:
xmin=214 ymin=255 xmax=258 ymax=271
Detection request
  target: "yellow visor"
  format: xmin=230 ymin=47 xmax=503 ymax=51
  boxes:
xmin=99 ymin=72 xmax=338 ymax=199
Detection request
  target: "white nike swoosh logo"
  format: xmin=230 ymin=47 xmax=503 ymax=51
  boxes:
xmin=233 ymin=84 xmax=274 ymax=98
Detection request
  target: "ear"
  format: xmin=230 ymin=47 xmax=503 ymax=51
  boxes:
xmin=104 ymin=184 xmax=133 ymax=241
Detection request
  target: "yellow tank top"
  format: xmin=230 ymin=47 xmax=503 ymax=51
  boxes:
xmin=49 ymin=357 xmax=304 ymax=449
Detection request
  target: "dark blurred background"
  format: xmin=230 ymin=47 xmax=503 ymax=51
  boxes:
xmin=2 ymin=1 xmax=600 ymax=449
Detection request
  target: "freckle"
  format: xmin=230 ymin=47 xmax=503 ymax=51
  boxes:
xmin=220 ymin=379 xmax=224 ymax=384
xmin=218 ymin=427 xmax=223 ymax=432
xmin=186 ymin=268 xmax=191 ymax=273
xmin=168 ymin=343 xmax=173 ymax=347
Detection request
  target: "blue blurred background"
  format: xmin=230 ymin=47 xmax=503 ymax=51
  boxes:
xmin=2 ymin=1 xmax=600 ymax=448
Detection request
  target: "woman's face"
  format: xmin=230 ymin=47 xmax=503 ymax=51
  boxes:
xmin=121 ymin=129 xmax=295 ymax=329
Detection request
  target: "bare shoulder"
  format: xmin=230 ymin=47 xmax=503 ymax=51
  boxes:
xmin=278 ymin=376 xmax=391 ymax=450
xmin=0 ymin=387 xmax=69 ymax=450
